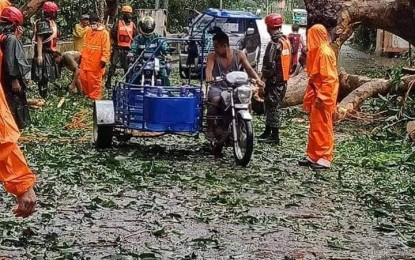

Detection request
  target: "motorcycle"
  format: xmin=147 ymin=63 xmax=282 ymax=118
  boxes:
xmin=207 ymin=71 xmax=254 ymax=167
xmin=128 ymin=57 xmax=164 ymax=86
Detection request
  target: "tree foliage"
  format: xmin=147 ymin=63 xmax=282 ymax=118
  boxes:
xmin=19 ymin=0 xmax=306 ymax=40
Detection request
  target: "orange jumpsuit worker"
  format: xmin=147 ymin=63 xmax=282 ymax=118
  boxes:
xmin=79 ymin=13 xmax=110 ymax=100
xmin=0 ymin=6 xmax=37 ymax=218
xmin=298 ymin=24 xmax=339 ymax=170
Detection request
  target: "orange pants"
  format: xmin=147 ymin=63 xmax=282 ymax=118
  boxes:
xmin=306 ymin=104 xmax=334 ymax=167
xmin=0 ymin=142 xmax=35 ymax=196
xmin=79 ymin=68 xmax=105 ymax=100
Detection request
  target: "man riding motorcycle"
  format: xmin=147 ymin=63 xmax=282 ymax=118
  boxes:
xmin=127 ymin=16 xmax=170 ymax=85
xmin=205 ymin=29 xmax=264 ymax=140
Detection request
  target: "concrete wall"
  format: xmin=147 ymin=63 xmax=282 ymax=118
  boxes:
xmin=375 ymin=30 xmax=410 ymax=54
xmin=22 ymin=36 xmax=184 ymax=59
xmin=21 ymin=37 xmax=183 ymax=79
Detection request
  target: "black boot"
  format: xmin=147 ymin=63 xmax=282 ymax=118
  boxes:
xmin=258 ymin=125 xmax=271 ymax=139
xmin=262 ymin=128 xmax=280 ymax=145
xmin=38 ymin=84 xmax=48 ymax=99
xmin=105 ymin=78 xmax=112 ymax=89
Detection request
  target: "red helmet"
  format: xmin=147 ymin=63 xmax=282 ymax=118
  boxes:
xmin=1 ymin=6 xmax=24 ymax=26
xmin=265 ymin=13 xmax=283 ymax=29
xmin=42 ymin=1 xmax=59 ymax=13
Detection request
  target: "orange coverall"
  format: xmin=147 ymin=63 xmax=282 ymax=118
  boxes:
xmin=303 ymin=24 xmax=339 ymax=167
xmin=0 ymin=67 xmax=35 ymax=196
xmin=80 ymin=25 xmax=110 ymax=100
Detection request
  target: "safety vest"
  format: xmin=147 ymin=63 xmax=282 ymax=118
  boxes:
xmin=288 ymin=33 xmax=301 ymax=55
xmin=117 ymin=20 xmax=134 ymax=48
xmin=279 ymin=37 xmax=291 ymax=81
xmin=33 ymin=19 xmax=58 ymax=52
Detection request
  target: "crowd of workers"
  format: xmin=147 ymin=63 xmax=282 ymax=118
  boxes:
xmin=0 ymin=1 xmax=167 ymax=218
xmin=0 ymin=1 xmax=338 ymax=218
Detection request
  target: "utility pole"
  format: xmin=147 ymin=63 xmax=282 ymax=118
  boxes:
xmin=155 ymin=0 xmax=160 ymax=9
xmin=220 ymin=0 xmax=223 ymax=9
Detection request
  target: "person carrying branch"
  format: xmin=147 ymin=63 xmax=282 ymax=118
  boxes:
xmin=53 ymin=51 xmax=81 ymax=93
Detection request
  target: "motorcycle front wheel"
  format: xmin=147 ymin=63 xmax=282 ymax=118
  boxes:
xmin=233 ymin=115 xmax=254 ymax=167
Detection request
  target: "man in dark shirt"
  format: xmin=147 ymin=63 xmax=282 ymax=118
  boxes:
xmin=0 ymin=6 xmax=31 ymax=129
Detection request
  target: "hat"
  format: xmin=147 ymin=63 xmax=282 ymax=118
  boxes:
xmin=81 ymin=14 xmax=89 ymax=20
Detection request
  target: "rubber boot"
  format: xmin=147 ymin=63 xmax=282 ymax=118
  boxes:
xmin=105 ymin=77 xmax=112 ymax=89
xmin=258 ymin=125 xmax=271 ymax=139
xmin=262 ymin=128 xmax=280 ymax=145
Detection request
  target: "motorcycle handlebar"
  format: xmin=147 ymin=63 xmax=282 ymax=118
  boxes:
xmin=206 ymin=77 xmax=257 ymax=84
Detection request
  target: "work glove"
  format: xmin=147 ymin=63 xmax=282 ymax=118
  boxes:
xmin=100 ymin=61 xmax=106 ymax=69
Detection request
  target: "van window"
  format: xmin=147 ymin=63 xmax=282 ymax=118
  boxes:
xmin=246 ymin=19 xmax=256 ymax=33
xmin=190 ymin=15 xmax=255 ymax=35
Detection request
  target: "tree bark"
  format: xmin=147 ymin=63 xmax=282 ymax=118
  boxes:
xmin=335 ymin=75 xmax=415 ymax=120
xmin=20 ymin=0 xmax=45 ymax=18
xmin=304 ymin=0 xmax=415 ymax=53
xmin=252 ymin=71 xmax=415 ymax=122
xmin=407 ymin=121 xmax=415 ymax=142
xmin=96 ymin=0 xmax=107 ymax=22
xmin=106 ymin=0 xmax=119 ymax=20
xmin=267 ymin=69 xmax=365 ymax=110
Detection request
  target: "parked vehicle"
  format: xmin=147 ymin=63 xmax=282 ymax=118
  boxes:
xmin=293 ymin=9 xmax=307 ymax=26
xmin=179 ymin=8 xmax=261 ymax=80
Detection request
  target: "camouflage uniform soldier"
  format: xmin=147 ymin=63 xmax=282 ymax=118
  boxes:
xmin=259 ymin=13 xmax=292 ymax=144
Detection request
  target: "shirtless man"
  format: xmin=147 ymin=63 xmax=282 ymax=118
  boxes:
xmin=205 ymin=30 xmax=264 ymax=137
xmin=54 ymin=51 xmax=81 ymax=92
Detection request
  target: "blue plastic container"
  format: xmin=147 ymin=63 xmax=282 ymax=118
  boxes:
xmin=114 ymin=83 xmax=203 ymax=133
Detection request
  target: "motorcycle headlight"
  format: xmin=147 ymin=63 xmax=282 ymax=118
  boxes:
xmin=236 ymin=85 xmax=252 ymax=104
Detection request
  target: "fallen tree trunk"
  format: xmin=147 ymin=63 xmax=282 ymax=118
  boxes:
xmin=20 ymin=0 xmax=44 ymax=18
xmin=252 ymin=68 xmax=365 ymax=113
xmin=282 ymin=68 xmax=370 ymax=108
xmin=335 ymin=76 xmax=415 ymax=120
xmin=407 ymin=121 xmax=415 ymax=142
xmin=305 ymin=0 xmax=415 ymax=53
xmin=252 ymin=70 xmax=415 ymax=122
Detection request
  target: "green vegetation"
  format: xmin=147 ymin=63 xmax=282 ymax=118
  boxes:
xmin=351 ymin=26 xmax=377 ymax=53
xmin=19 ymin=0 xmax=306 ymax=42
xmin=0 ymin=71 xmax=414 ymax=258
